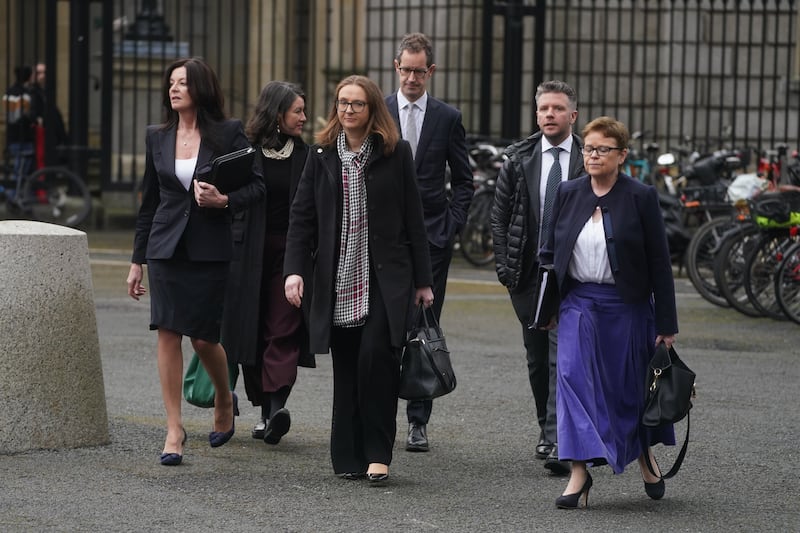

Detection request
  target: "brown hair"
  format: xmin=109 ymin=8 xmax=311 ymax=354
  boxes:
xmin=395 ymin=32 xmax=434 ymax=66
xmin=160 ymin=57 xmax=226 ymax=130
xmin=581 ymin=116 xmax=630 ymax=149
xmin=315 ymin=75 xmax=399 ymax=155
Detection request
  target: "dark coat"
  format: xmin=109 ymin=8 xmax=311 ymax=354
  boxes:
xmin=491 ymin=131 xmax=584 ymax=293
xmin=132 ymin=119 xmax=264 ymax=264
xmin=385 ymin=93 xmax=474 ymax=248
xmin=538 ymin=174 xmax=679 ymax=336
xmin=284 ymin=136 xmax=433 ymax=353
xmin=221 ymin=142 xmax=315 ymax=368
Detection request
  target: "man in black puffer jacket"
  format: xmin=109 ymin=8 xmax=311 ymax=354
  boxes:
xmin=491 ymin=80 xmax=583 ymax=475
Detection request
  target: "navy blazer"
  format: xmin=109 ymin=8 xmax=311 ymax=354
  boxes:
xmin=385 ymin=93 xmax=473 ymax=248
xmin=539 ymin=174 xmax=678 ymax=335
xmin=284 ymin=137 xmax=433 ymax=353
xmin=132 ymin=119 xmax=264 ymax=264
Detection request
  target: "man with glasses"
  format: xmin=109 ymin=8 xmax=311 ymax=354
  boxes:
xmin=491 ymin=80 xmax=583 ymax=475
xmin=385 ymin=32 xmax=473 ymax=453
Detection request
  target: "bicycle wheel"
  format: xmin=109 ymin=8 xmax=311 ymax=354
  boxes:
xmin=685 ymin=217 xmax=738 ymax=307
xmin=459 ymin=189 xmax=495 ymax=267
xmin=744 ymin=230 xmax=795 ymax=320
xmin=20 ymin=166 xmax=91 ymax=227
xmin=774 ymin=240 xmax=800 ymax=325
xmin=714 ymin=224 xmax=763 ymax=317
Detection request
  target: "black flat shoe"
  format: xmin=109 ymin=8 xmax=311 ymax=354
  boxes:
xmin=252 ymin=418 xmax=267 ymax=440
xmin=340 ymin=472 xmax=366 ymax=480
xmin=367 ymin=472 xmax=389 ymax=484
xmin=644 ymin=479 xmax=665 ymax=500
xmin=263 ymin=408 xmax=291 ymax=445
xmin=535 ymin=433 xmax=552 ymax=459
xmin=555 ymin=472 xmax=593 ymax=509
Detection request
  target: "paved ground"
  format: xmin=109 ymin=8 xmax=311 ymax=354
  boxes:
xmin=1 ymin=229 xmax=799 ymax=532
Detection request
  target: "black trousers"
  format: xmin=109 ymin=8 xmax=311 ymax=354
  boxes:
xmin=406 ymin=240 xmax=453 ymax=425
xmin=329 ymin=276 xmax=401 ymax=474
xmin=509 ymin=283 xmax=559 ymax=444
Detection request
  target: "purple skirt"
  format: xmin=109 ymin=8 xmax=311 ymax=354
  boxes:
xmin=556 ymin=282 xmax=675 ymax=474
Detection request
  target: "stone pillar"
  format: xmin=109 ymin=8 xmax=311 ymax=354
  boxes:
xmin=0 ymin=220 xmax=109 ymax=453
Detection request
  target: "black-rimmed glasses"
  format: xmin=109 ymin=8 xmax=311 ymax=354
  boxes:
xmin=336 ymin=99 xmax=367 ymax=113
xmin=397 ymin=66 xmax=429 ymax=77
xmin=581 ymin=145 xmax=624 ymax=156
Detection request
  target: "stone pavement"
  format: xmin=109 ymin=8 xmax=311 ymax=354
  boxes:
xmin=1 ymin=229 xmax=798 ymax=532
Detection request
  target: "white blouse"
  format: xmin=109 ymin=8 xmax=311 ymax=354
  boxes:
xmin=568 ymin=208 xmax=615 ymax=284
xmin=175 ymin=157 xmax=197 ymax=191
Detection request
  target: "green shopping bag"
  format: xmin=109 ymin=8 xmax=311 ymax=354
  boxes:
xmin=183 ymin=353 xmax=239 ymax=408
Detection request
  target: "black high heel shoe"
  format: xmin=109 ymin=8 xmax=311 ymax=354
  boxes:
xmin=555 ymin=472 xmax=593 ymax=509
xmin=644 ymin=479 xmax=665 ymax=500
xmin=209 ymin=392 xmax=239 ymax=448
xmin=160 ymin=427 xmax=187 ymax=466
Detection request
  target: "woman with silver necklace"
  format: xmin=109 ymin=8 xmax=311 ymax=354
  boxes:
xmin=221 ymin=81 xmax=313 ymax=446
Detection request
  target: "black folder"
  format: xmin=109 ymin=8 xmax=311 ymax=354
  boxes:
xmin=528 ymin=264 xmax=560 ymax=329
xmin=200 ymin=146 xmax=256 ymax=194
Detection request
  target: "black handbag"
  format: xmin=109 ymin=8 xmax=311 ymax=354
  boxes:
xmin=641 ymin=343 xmax=697 ymax=479
xmin=398 ymin=304 xmax=457 ymax=401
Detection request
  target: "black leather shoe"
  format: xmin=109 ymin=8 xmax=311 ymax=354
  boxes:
xmin=535 ymin=435 xmax=553 ymax=460
xmin=251 ymin=418 xmax=267 ymax=440
xmin=405 ymin=423 xmax=429 ymax=452
xmin=367 ymin=472 xmax=389 ymax=484
xmin=340 ymin=472 xmax=366 ymax=480
xmin=263 ymin=408 xmax=291 ymax=445
xmin=544 ymin=443 xmax=571 ymax=476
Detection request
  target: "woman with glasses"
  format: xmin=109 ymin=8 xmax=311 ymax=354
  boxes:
xmin=284 ymin=75 xmax=433 ymax=484
xmin=538 ymin=116 xmax=678 ymax=508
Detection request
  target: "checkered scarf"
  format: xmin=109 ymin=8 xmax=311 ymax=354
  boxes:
xmin=333 ymin=131 xmax=373 ymax=327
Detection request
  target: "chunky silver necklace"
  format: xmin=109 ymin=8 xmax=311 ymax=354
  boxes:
xmin=262 ymin=138 xmax=294 ymax=160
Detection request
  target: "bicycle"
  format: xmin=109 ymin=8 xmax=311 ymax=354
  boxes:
xmin=0 ymin=150 xmax=91 ymax=227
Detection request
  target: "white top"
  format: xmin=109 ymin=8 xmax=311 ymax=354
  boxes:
xmin=175 ymin=157 xmax=197 ymax=191
xmin=396 ymin=90 xmax=427 ymax=142
xmin=569 ymin=209 xmax=615 ymax=284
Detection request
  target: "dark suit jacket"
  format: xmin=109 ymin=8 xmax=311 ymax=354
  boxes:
xmin=132 ymin=119 xmax=264 ymax=264
xmin=539 ymin=174 xmax=678 ymax=335
xmin=284 ymin=137 xmax=433 ymax=353
xmin=385 ymin=92 xmax=473 ymax=248
xmin=491 ymin=131 xmax=584 ymax=292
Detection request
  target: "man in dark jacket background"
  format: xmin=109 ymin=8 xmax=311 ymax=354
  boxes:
xmin=490 ymin=80 xmax=583 ymax=475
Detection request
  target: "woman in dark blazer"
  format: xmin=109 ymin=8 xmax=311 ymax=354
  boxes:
xmin=539 ymin=116 xmax=678 ymax=508
xmin=284 ymin=75 xmax=433 ymax=483
xmin=222 ymin=81 xmax=313 ymax=445
xmin=126 ymin=57 xmax=264 ymax=466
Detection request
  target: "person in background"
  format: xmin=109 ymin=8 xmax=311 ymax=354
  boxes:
xmin=222 ymin=81 xmax=313 ymax=446
xmin=491 ymin=80 xmax=583 ymax=476
xmin=3 ymin=65 xmax=35 ymax=200
xmin=385 ymin=32 xmax=473 ymax=453
xmin=538 ymin=116 xmax=678 ymax=508
xmin=126 ymin=57 xmax=264 ymax=466
xmin=284 ymin=75 xmax=433 ymax=484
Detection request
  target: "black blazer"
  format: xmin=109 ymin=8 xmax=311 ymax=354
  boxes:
xmin=132 ymin=119 xmax=264 ymax=264
xmin=539 ymin=174 xmax=678 ymax=335
xmin=385 ymin=93 xmax=473 ymax=248
xmin=284 ymin=137 xmax=433 ymax=353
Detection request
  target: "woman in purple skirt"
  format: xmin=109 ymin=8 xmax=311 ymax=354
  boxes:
xmin=538 ymin=116 xmax=678 ymax=508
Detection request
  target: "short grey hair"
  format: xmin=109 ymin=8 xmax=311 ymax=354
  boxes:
xmin=535 ymin=80 xmax=578 ymax=110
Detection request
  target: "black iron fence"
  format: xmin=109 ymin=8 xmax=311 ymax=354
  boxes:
xmin=1 ymin=0 xmax=798 ymax=199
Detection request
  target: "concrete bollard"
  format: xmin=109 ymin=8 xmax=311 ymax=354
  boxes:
xmin=0 ymin=220 xmax=109 ymax=453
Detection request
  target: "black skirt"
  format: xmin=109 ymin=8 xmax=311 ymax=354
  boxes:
xmin=147 ymin=250 xmax=229 ymax=343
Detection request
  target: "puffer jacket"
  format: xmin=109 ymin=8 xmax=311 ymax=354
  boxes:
xmin=491 ymin=131 xmax=583 ymax=292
